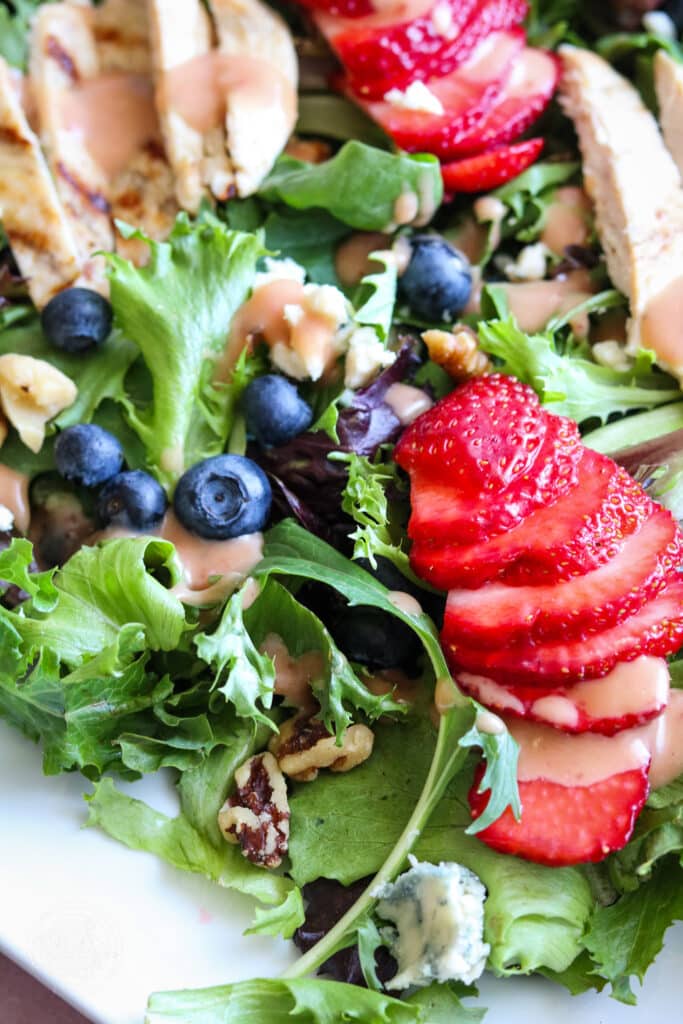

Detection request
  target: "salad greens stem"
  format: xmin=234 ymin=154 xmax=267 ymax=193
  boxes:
xmin=282 ymin=702 xmax=475 ymax=979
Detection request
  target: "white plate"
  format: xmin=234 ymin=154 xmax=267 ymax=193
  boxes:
xmin=1 ymin=718 xmax=681 ymax=1024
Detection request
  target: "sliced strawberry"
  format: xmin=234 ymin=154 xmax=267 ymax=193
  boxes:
xmin=469 ymin=760 xmax=650 ymax=865
xmin=347 ymin=30 xmax=526 ymax=160
xmin=410 ymin=452 xmax=653 ymax=589
xmin=441 ymin=137 xmax=544 ymax=193
xmin=457 ymin=656 xmax=670 ymax=735
xmin=319 ymin=0 xmax=527 ymax=99
xmin=444 ymin=579 xmax=683 ymax=685
xmin=443 ymin=506 xmax=683 ymax=648
xmin=405 ymin=413 xmax=582 ymax=545
xmin=297 ymin=0 xmax=373 ymax=17
xmin=442 ymin=49 xmax=559 ymax=157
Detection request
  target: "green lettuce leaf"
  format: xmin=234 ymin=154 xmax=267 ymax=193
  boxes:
xmin=86 ymin=777 xmax=303 ymax=935
xmin=352 ymin=250 xmax=398 ymax=341
xmin=146 ymin=977 xmax=420 ymax=1024
xmin=0 ymin=536 xmax=56 ymax=610
xmin=406 ymin=983 xmax=486 ymax=1023
xmin=288 ymin=718 xmax=592 ymax=976
xmin=107 ymin=215 xmax=264 ymax=487
xmin=264 ymin=207 xmax=350 ymax=287
xmin=296 ymin=94 xmax=390 ymax=148
xmin=258 ymin=142 xmax=442 ymax=232
xmin=583 ymin=402 xmax=683 ymax=454
xmin=243 ymin=578 xmax=405 ymax=738
xmin=477 ymin=316 xmax=681 ymax=425
xmin=0 ymin=0 xmax=51 ymax=69
xmin=608 ymin=779 xmax=683 ymax=892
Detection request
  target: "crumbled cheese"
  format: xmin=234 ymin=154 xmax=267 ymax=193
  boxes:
xmin=302 ymin=283 xmax=351 ymax=326
xmin=0 ymin=504 xmax=14 ymax=532
xmin=268 ymin=283 xmax=351 ymax=381
xmin=592 ymin=339 xmax=634 ymax=372
xmin=384 ymin=81 xmax=445 ymax=117
xmin=344 ymin=327 xmax=397 ymax=389
xmin=500 ymin=242 xmax=550 ymax=282
xmin=643 ymin=11 xmax=677 ymax=41
xmin=283 ymin=303 xmax=305 ymax=327
xmin=376 ymin=858 xmax=490 ymax=989
xmin=254 ymin=257 xmax=306 ymax=289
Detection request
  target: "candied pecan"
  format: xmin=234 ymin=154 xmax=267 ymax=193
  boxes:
xmin=217 ymin=752 xmax=289 ymax=869
xmin=269 ymin=711 xmax=374 ymax=782
xmin=422 ymin=326 xmax=491 ymax=383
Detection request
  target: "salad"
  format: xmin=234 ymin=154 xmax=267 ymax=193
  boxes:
xmin=2 ymin=0 xmax=683 ymax=1020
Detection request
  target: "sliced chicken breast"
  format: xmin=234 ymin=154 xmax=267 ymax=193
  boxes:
xmin=655 ymin=50 xmax=683 ymax=180
xmin=0 ymin=58 xmax=80 ymax=308
xmin=211 ymin=0 xmax=298 ymax=197
xmin=90 ymin=0 xmax=152 ymax=74
xmin=147 ymin=0 xmax=232 ymax=212
xmin=29 ymin=3 xmax=114 ymax=289
xmin=560 ymin=46 xmax=683 ymax=380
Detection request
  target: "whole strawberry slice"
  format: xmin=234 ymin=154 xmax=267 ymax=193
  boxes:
xmin=296 ymin=0 xmax=373 ymax=17
xmin=443 ymin=505 xmax=683 ymax=648
xmin=442 ymin=137 xmax=544 ymax=193
xmin=457 ymin=655 xmax=670 ymax=735
xmin=404 ymin=412 xmax=581 ymax=545
xmin=318 ymin=0 xmax=526 ymax=99
xmin=410 ymin=451 xmax=653 ymax=589
xmin=445 ymin=579 xmax=683 ymax=685
xmin=469 ymin=759 xmax=650 ymax=865
xmin=346 ymin=30 xmax=525 ymax=160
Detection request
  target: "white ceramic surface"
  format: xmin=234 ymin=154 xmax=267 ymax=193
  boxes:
xmin=1 ymin=719 xmax=681 ymax=1023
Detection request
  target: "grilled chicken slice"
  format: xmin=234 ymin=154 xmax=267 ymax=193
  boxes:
xmin=109 ymin=142 xmax=179 ymax=264
xmin=211 ymin=0 xmax=298 ymax=197
xmin=29 ymin=3 xmax=114 ymax=289
xmin=560 ymin=46 xmax=683 ymax=380
xmin=147 ymin=0 xmax=232 ymax=212
xmin=90 ymin=0 xmax=152 ymax=74
xmin=0 ymin=59 xmax=80 ymax=308
xmin=655 ymin=50 xmax=683 ymax=181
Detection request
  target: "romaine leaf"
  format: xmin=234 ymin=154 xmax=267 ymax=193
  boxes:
xmin=146 ymin=977 xmax=420 ymax=1024
xmin=477 ymin=316 xmax=681 ymax=425
xmin=243 ymin=577 xmax=405 ymax=738
xmin=288 ymin=718 xmax=592 ymax=976
xmin=107 ymin=215 xmax=264 ymax=487
xmin=258 ymin=142 xmax=442 ymax=232
xmin=86 ymin=777 xmax=304 ymax=935
xmin=194 ymin=586 xmax=276 ymax=729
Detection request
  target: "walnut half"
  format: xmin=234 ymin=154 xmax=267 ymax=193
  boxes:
xmin=422 ymin=326 xmax=491 ymax=383
xmin=217 ymin=752 xmax=290 ymax=869
xmin=269 ymin=711 xmax=374 ymax=783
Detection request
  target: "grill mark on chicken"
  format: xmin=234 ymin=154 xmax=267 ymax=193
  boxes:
xmin=56 ymin=160 xmax=111 ymax=214
xmin=45 ymin=35 xmax=79 ymax=82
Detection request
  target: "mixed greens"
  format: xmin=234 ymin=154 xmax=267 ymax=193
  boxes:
xmin=3 ymin=0 xmax=683 ymax=1022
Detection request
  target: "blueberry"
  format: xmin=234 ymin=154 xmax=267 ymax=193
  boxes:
xmin=330 ymin=607 xmax=422 ymax=672
xmin=243 ymin=375 xmax=313 ymax=447
xmin=173 ymin=454 xmax=272 ymax=539
xmin=41 ymin=287 xmax=113 ymax=353
xmin=54 ymin=424 xmax=124 ymax=487
xmin=97 ymin=471 xmax=167 ymax=531
xmin=398 ymin=235 xmax=472 ymax=322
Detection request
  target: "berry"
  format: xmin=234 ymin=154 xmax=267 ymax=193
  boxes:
xmin=469 ymin=759 xmax=650 ymax=866
xmin=40 ymin=287 xmax=113 ymax=354
xmin=443 ymin=579 xmax=683 ymax=685
xmin=442 ymin=506 xmax=683 ymax=648
xmin=348 ymin=30 xmax=524 ymax=159
xmin=441 ymin=137 xmax=545 ymax=194
xmin=54 ymin=424 xmax=124 ymax=488
xmin=173 ymin=454 xmax=272 ymax=540
xmin=398 ymin=235 xmax=473 ymax=323
xmin=243 ymin=375 xmax=313 ymax=447
xmin=321 ymin=0 xmax=526 ymax=100
xmin=329 ymin=606 xmax=421 ymax=671
xmin=97 ymin=471 xmax=167 ymax=531
xmin=456 ymin=660 xmax=669 ymax=736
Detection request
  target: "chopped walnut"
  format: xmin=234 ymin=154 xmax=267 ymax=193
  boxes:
xmin=284 ymin=136 xmax=332 ymax=164
xmin=217 ymin=752 xmax=289 ymax=869
xmin=269 ymin=711 xmax=374 ymax=783
xmin=422 ymin=326 xmax=491 ymax=383
xmin=0 ymin=353 xmax=77 ymax=452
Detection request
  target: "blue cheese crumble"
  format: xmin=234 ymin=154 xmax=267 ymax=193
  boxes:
xmin=375 ymin=858 xmax=490 ymax=989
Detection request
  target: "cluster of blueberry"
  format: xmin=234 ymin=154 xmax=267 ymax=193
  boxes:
xmin=40 ymin=288 xmax=317 ymax=540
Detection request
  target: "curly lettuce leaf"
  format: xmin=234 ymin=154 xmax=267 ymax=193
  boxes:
xmin=0 ymin=536 xmax=56 ymax=610
xmin=288 ymin=718 xmax=592 ymax=977
xmin=146 ymin=977 xmax=420 ymax=1024
xmin=243 ymin=577 xmax=405 ymax=738
xmin=477 ymin=316 xmax=681 ymax=425
xmin=406 ymin=983 xmax=485 ymax=1024
xmin=258 ymin=142 xmax=442 ymax=232
xmin=352 ymin=250 xmax=398 ymax=341
xmin=108 ymin=215 xmax=264 ymax=487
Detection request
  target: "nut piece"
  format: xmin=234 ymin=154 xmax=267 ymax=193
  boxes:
xmin=422 ymin=327 xmax=491 ymax=383
xmin=0 ymin=354 xmax=77 ymax=452
xmin=217 ymin=752 xmax=290 ymax=869
xmin=269 ymin=711 xmax=374 ymax=783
